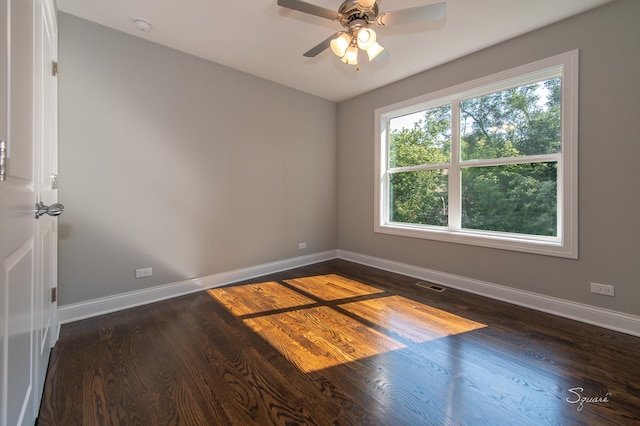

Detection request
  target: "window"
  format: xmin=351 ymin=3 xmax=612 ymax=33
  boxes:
xmin=375 ymin=51 xmax=578 ymax=258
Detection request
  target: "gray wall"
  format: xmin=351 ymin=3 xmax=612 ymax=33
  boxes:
xmin=337 ymin=0 xmax=640 ymax=316
xmin=58 ymin=13 xmax=338 ymax=305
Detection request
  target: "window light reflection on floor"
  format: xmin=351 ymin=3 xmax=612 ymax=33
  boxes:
xmin=208 ymin=275 xmax=486 ymax=373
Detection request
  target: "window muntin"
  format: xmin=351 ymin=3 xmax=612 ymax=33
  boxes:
xmin=375 ymin=51 xmax=578 ymax=258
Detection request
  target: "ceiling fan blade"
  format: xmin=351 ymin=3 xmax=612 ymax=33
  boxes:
xmin=303 ymin=33 xmax=341 ymax=58
xmin=377 ymin=2 xmax=446 ymax=27
xmin=277 ymin=0 xmax=340 ymax=21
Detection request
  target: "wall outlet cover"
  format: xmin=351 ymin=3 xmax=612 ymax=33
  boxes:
xmin=135 ymin=267 xmax=153 ymax=278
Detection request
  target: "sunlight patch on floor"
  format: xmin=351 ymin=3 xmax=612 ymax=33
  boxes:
xmin=242 ymin=306 xmax=406 ymax=373
xmin=285 ymin=274 xmax=385 ymax=300
xmin=208 ymin=274 xmax=486 ymax=373
xmin=208 ymin=280 xmax=315 ymax=316
xmin=340 ymin=295 xmax=486 ymax=343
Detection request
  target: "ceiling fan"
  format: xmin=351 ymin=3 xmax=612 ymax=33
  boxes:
xmin=277 ymin=0 xmax=447 ymax=68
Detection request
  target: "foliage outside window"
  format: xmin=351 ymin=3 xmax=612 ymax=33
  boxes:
xmin=375 ymin=51 xmax=578 ymax=258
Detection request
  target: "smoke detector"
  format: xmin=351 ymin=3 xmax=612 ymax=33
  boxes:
xmin=133 ymin=18 xmax=152 ymax=32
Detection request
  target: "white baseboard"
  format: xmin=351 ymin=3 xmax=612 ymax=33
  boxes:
xmin=337 ymin=250 xmax=640 ymax=337
xmin=58 ymin=248 xmax=640 ymax=338
xmin=58 ymin=250 xmax=338 ymax=325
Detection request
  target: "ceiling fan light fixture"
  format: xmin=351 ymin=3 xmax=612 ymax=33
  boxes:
xmin=342 ymin=45 xmax=359 ymax=65
xmin=356 ymin=28 xmax=376 ymax=50
xmin=330 ymin=32 xmax=351 ymax=57
xmin=278 ymin=0 xmax=448 ymax=67
xmin=366 ymin=41 xmax=384 ymax=61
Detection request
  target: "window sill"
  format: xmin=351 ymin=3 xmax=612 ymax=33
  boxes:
xmin=375 ymin=223 xmax=577 ymax=259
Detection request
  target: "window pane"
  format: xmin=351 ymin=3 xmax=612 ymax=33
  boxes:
xmin=460 ymin=78 xmax=561 ymax=161
xmin=389 ymin=105 xmax=451 ymax=168
xmin=389 ymin=169 xmax=448 ymax=226
xmin=461 ymin=162 xmax=557 ymax=236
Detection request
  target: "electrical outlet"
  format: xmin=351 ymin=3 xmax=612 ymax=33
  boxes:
xmin=590 ymin=282 xmax=614 ymax=296
xmin=298 ymin=242 xmax=307 ymax=250
xmin=135 ymin=267 xmax=153 ymax=278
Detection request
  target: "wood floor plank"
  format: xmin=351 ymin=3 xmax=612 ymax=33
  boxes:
xmin=38 ymin=260 xmax=640 ymax=425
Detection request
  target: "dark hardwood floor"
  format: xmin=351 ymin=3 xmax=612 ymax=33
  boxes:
xmin=38 ymin=259 xmax=640 ymax=425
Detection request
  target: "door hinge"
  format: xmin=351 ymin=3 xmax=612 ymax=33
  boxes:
xmin=52 ymin=61 xmax=58 ymax=77
xmin=51 ymin=287 xmax=58 ymax=303
xmin=0 ymin=140 xmax=6 ymax=182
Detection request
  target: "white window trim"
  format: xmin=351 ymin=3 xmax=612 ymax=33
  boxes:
xmin=374 ymin=50 xmax=578 ymax=258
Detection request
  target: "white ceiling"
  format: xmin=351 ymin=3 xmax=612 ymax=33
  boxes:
xmin=56 ymin=0 xmax=613 ymax=102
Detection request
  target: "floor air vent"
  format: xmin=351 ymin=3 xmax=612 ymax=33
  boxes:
xmin=415 ymin=281 xmax=446 ymax=292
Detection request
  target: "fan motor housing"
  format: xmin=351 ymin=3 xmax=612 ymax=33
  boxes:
xmin=338 ymin=0 xmax=379 ymax=27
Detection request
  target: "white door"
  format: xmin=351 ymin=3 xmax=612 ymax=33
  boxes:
xmin=1 ymin=0 xmax=58 ymax=424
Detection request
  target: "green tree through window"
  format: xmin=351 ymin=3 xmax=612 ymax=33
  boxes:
xmin=389 ymin=105 xmax=451 ymax=226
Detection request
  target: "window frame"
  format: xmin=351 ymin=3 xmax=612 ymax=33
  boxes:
xmin=374 ymin=50 xmax=578 ymax=258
